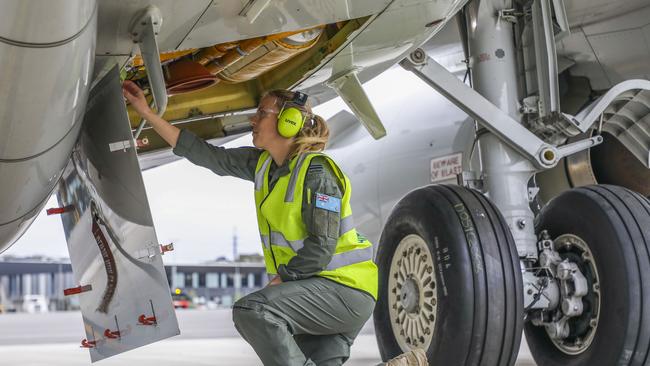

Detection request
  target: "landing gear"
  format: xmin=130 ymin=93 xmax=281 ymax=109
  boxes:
xmin=390 ymin=0 xmax=650 ymax=363
xmin=525 ymin=185 xmax=650 ymax=365
xmin=374 ymin=185 xmax=523 ymax=365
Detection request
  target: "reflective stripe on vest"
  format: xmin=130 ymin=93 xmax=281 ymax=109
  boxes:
xmin=339 ymin=215 xmax=354 ymax=235
xmin=260 ymin=234 xmax=270 ymax=249
xmin=255 ymin=156 xmax=272 ymax=191
xmin=260 ymin=215 xmax=355 ymax=252
xmin=271 ymin=231 xmax=303 ymax=251
xmin=259 ymin=232 xmax=372 ymax=270
xmin=285 ymin=154 xmax=309 ymax=202
xmin=325 ymin=245 xmax=374 ymax=271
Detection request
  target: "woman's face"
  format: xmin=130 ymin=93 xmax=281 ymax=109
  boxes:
xmin=250 ymin=96 xmax=281 ymax=149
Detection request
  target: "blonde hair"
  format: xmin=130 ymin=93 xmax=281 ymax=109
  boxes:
xmin=265 ymin=89 xmax=330 ymax=158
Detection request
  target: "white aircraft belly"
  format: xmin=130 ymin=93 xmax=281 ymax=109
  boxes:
xmin=95 ymin=0 xmax=393 ymax=56
xmin=296 ymin=0 xmax=468 ymax=91
xmin=179 ymin=0 xmax=393 ymax=50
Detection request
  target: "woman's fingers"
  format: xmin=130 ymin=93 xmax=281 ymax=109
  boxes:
xmin=122 ymin=81 xmax=141 ymax=99
xmin=121 ymin=80 xmax=153 ymax=117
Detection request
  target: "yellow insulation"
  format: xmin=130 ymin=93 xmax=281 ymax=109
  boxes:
xmin=131 ymin=49 xmax=196 ymax=68
xmin=217 ymin=35 xmax=321 ymax=83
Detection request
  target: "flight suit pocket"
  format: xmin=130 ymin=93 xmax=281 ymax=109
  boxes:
xmin=327 ymin=211 xmax=339 ymax=239
xmin=313 ymin=202 xmax=340 ymax=240
xmin=313 ymin=207 xmax=330 ymax=239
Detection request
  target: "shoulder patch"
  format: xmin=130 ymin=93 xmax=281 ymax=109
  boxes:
xmin=314 ymin=193 xmax=341 ymax=213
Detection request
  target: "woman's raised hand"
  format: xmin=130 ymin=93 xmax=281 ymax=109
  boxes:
xmin=122 ymin=80 xmax=153 ymax=118
xmin=122 ymin=80 xmax=180 ymax=147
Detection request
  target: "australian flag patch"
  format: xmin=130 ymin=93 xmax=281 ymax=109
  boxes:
xmin=315 ymin=193 xmax=341 ymax=213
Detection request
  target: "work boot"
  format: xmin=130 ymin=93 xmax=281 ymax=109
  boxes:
xmin=381 ymin=348 xmax=428 ymax=366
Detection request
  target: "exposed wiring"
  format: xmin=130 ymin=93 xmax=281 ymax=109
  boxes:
xmin=525 ymin=277 xmax=549 ymax=312
xmin=468 ymin=128 xmax=490 ymax=163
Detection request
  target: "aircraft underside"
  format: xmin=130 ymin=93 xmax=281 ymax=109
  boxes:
xmin=2 ymin=0 xmax=650 ymax=365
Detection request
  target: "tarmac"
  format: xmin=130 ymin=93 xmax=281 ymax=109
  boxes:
xmin=0 ymin=309 xmax=535 ymax=365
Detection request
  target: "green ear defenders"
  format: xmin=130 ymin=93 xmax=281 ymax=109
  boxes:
xmin=277 ymin=91 xmax=309 ymax=138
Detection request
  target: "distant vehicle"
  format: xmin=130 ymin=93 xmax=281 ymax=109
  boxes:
xmin=21 ymin=295 xmax=49 ymax=314
xmin=171 ymin=291 xmax=192 ymax=309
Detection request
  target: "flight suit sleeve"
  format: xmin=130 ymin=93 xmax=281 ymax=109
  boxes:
xmin=172 ymin=129 xmax=262 ymax=182
xmin=277 ymin=156 xmax=343 ymax=281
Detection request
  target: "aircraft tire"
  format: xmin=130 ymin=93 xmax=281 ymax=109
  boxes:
xmin=373 ymin=184 xmax=523 ymax=365
xmin=526 ymin=185 xmax=650 ymax=365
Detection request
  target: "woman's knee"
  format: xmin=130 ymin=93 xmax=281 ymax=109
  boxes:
xmin=232 ymin=293 xmax=267 ymax=326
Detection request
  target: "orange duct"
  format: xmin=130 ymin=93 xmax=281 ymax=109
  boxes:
xmin=164 ymin=59 xmax=218 ymax=95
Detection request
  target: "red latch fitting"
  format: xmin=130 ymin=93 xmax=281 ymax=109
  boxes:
xmin=136 ymin=137 xmax=150 ymax=148
xmin=64 ymin=284 xmax=93 ymax=296
xmin=46 ymin=205 xmax=74 ymax=215
xmin=138 ymin=314 xmax=157 ymax=325
xmin=80 ymin=339 xmax=96 ymax=348
xmin=160 ymin=243 xmax=174 ymax=254
xmin=104 ymin=329 xmax=120 ymax=339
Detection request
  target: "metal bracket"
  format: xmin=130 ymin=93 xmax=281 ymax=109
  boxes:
xmin=521 ymin=96 xmax=539 ymax=115
xmin=400 ymin=49 xmax=559 ymax=169
xmin=556 ymin=135 xmax=602 ymax=160
xmin=551 ymin=0 xmax=571 ymax=40
xmin=497 ymin=8 xmax=521 ymax=23
xmin=457 ymin=171 xmax=484 ymax=192
xmin=109 ymin=139 xmax=133 ymax=152
xmin=239 ymin=0 xmax=273 ymax=24
xmin=129 ymin=6 xmax=167 ymax=139
xmin=528 ymin=187 xmax=540 ymax=202
xmin=531 ymin=0 xmax=561 ymax=118
xmin=326 ymin=70 xmax=387 ymax=140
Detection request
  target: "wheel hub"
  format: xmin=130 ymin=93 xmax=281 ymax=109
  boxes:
xmin=388 ymin=234 xmax=437 ymax=351
xmin=531 ymin=232 xmax=601 ymax=355
xmin=401 ymin=276 xmax=420 ymax=313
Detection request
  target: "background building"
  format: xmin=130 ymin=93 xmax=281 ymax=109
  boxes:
xmin=0 ymin=254 xmax=266 ymax=312
xmin=166 ymin=257 xmax=267 ymax=307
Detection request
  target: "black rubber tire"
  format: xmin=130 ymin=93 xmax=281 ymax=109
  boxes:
xmin=374 ymin=184 xmax=523 ymax=366
xmin=526 ymin=185 xmax=650 ymax=365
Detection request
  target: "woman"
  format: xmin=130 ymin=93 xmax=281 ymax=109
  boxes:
xmin=123 ymin=80 xmax=378 ymax=366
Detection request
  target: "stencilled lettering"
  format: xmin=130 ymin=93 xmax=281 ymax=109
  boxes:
xmin=434 ymin=236 xmax=449 ymax=297
xmin=453 ymin=203 xmax=484 ymax=274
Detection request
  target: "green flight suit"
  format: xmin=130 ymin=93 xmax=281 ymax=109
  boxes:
xmin=173 ymin=130 xmax=376 ymax=365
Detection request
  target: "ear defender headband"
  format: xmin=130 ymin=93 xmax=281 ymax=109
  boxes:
xmin=277 ymin=91 xmax=310 ymax=138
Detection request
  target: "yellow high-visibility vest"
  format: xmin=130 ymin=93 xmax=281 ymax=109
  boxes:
xmin=254 ymin=151 xmax=378 ymax=299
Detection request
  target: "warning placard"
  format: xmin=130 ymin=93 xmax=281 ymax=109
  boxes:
xmin=430 ymin=153 xmax=463 ymax=183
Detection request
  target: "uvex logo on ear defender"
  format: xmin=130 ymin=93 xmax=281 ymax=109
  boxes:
xmin=277 ymin=91 xmax=309 ymax=138
xmin=283 ymin=118 xmax=297 ymax=126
